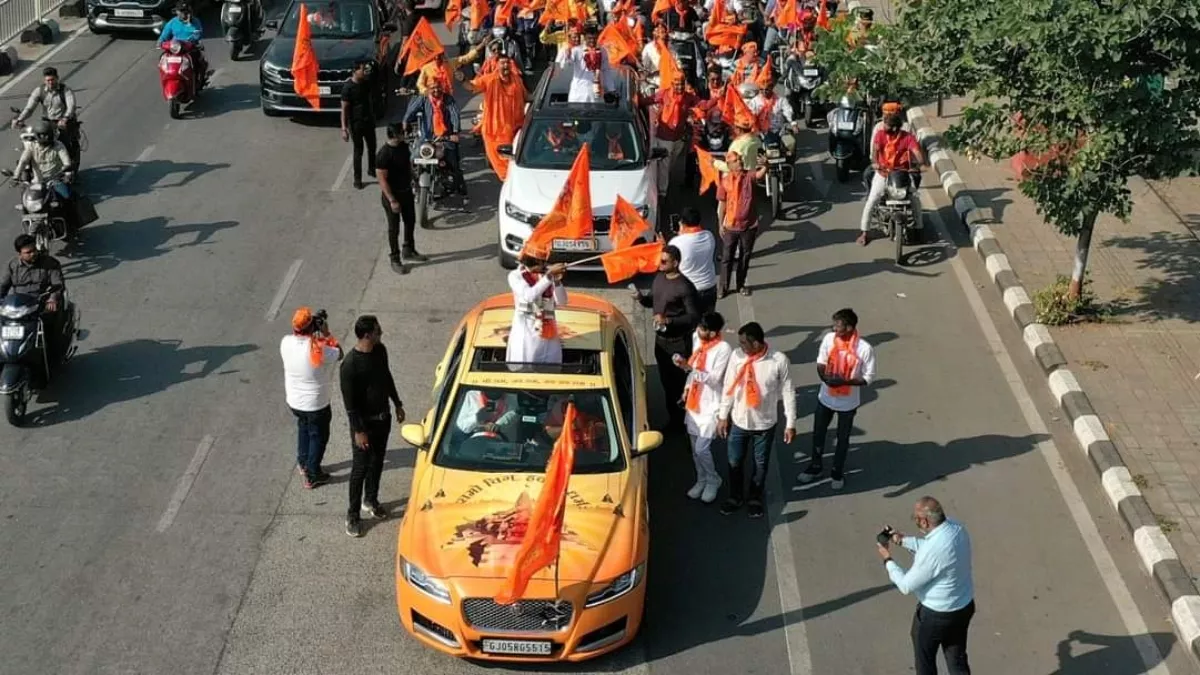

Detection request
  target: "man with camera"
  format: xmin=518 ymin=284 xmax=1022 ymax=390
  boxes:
xmin=280 ymin=307 xmax=343 ymax=489
xmin=877 ymin=496 xmax=975 ymax=675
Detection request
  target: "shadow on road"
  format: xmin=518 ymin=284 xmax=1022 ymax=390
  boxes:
xmin=1051 ymin=629 xmax=1174 ymax=675
xmin=57 ymin=217 xmax=238 ymax=279
xmin=83 ymin=159 xmax=231 ymax=201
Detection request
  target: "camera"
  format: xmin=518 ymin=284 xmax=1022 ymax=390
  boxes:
xmin=876 ymin=526 xmax=895 ymax=547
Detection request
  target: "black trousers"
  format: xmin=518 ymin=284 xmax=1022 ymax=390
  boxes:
xmin=654 ymin=335 xmax=692 ymax=428
xmin=720 ymin=227 xmax=758 ymax=293
xmin=350 ymin=120 xmax=377 ymax=183
xmin=912 ymin=601 xmax=975 ymax=675
xmin=697 ymin=286 xmax=718 ymax=314
xmin=809 ymin=401 xmax=857 ymax=480
xmin=382 ymin=192 xmax=417 ymax=256
xmin=347 ymin=416 xmax=390 ymax=519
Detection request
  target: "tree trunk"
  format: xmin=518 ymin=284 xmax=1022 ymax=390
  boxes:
xmin=1067 ymin=210 xmax=1098 ymax=300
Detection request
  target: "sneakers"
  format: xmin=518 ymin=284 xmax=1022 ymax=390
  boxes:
xmin=345 ymin=517 xmax=363 ymax=538
xmin=389 ymin=253 xmax=409 ymax=274
xmin=362 ymin=502 xmax=389 ymax=520
xmin=797 ymin=465 xmax=823 ymax=484
xmin=402 ymin=249 xmax=429 ymax=263
xmin=303 ymin=475 xmax=329 ymax=490
xmin=719 ymin=498 xmax=743 ymax=516
xmin=686 ymin=481 xmax=705 ymax=500
xmin=747 ymin=499 xmax=765 ymax=519
xmin=830 ymin=476 xmax=845 ymax=491
xmin=700 ymin=479 xmax=721 ymax=504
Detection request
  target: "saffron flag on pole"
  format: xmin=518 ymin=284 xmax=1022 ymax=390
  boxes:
xmin=445 ymin=0 xmax=462 ymax=30
xmin=469 ymin=0 xmax=490 ymax=30
xmin=292 ymin=4 xmax=321 ymax=109
xmin=401 ymin=17 xmax=445 ymax=75
xmin=816 ymin=0 xmax=831 ymax=30
xmin=600 ymin=241 xmax=664 ymax=283
xmin=774 ymin=0 xmax=798 ymax=29
xmin=608 ymin=195 xmax=649 ymax=250
xmin=598 ymin=20 xmax=638 ymax=66
xmin=522 ymin=145 xmax=594 ymax=259
xmin=495 ymin=403 xmax=579 ymax=605
xmin=694 ymin=145 xmax=719 ymax=195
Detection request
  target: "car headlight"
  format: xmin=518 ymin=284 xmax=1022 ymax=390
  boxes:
xmin=584 ymin=563 xmax=645 ymax=608
xmin=504 ymin=201 xmax=539 ymax=225
xmin=262 ymin=61 xmax=285 ymax=78
xmin=401 ymin=558 xmax=452 ymax=604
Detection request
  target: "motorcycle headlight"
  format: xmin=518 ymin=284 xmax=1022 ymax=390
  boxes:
xmin=766 ymin=148 xmax=782 ymax=158
xmin=400 ymin=558 xmax=452 ymax=604
xmin=22 ymin=192 xmax=43 ymax=213
xmin=491 ymin=26 xmax=507 ymax=38
xmin=584 ymin=563 xmax=645 ymax=608
xmin=504 ymin=201 xmax=538 ymax=224
xmin=886 ymin=186 xmax=908 ymax=200
xmin=418 ymin=143 xmax=436 ymax=160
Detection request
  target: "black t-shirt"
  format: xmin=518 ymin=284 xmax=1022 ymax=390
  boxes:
xmin=375 ymin=142 xmax=414 ymax=195
xmin=341 ymin=78 xmax=374 ymax=124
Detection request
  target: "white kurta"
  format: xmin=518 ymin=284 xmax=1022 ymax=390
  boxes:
xmin=567 ymin=46 xmax=618 ymax=103
xmin=683 ymin=334 xmax=733 ymax=438
xmin=506 ymin=268 xmax=569 ymax=364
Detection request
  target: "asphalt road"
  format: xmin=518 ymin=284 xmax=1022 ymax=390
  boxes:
xmin=0 ymin=10 xmax=1193 ymax=675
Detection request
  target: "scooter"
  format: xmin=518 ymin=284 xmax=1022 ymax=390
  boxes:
xmin=221 ymin=0 xmax=263 ymax=60
xmin=785 ymin=54 xmax=824 ymax=127
xmin=0 ymin=290 xmax=78 ymax=426
xmin=669 ymin=30 xmax=704 ymax=88
xmin=159 ymin=39 xmax=204 ymax=119
xmin=827 ymin=95 xmax=872 ymax=182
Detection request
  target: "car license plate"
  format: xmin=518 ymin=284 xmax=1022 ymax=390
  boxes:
xmin=1 ymin=325 xmax=24 ymax=340
xmin=318 ymin=86 xmax=331 ymax=96
xmin=803 ymin=68 xmax=819 ymax=77
xmin=481 ymin=639 xmax=552 ymax=656
xmin=413 ymin=157 xmax=439 ymax=165
xmin=552 ymin=239 xmax=596 ymax=252
xmin=165 ymin=56 xmax=183 ymax=64
xmin=113 ymin=8 xmax=144 ymax=16
xmin=837 ymin=121 xmax=856 ymax=131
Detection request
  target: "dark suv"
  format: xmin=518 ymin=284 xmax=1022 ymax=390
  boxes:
xmin=87 ymin=0 xmax=207 ymax=34
xmin=260 ymin=0 xmax=394 ymax=116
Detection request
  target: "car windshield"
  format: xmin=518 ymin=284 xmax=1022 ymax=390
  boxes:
xmin=517 ymin=119 xmax=644 ymax=171
xmin=279 ymin=0 xmax=375 ymax=39
xmin=433 ymin=387 xmax=625 ymax=474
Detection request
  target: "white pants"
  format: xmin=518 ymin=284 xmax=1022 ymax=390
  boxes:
xmin=653 ymin=137 xmax=683 ymax=195
xmin=689 ymin=434 xmax=721 ymax=485
xmin=860 ymin=171 xmax=923 ymax=233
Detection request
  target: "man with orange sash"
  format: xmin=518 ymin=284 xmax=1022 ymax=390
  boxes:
xmin=716 ymin=321 xmax=796 ymax=519
xmin=506 ymin=254 xmax=568 ymax=364
xmin=797 ymin=308 xmax=876 ymax=490
xmin=673 ymin=311 xmax=731 ymax=503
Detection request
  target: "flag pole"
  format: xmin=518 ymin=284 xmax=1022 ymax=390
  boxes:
xmin=563 ymin=253 xmax=606 ymax=268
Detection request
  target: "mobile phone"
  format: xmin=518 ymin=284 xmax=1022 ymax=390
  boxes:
xmin=876 ymin=527 xmax=894 ymax=546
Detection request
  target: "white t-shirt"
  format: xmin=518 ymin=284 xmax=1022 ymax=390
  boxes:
xmin=815 ymin=331 xmax=877 ymax=412
xmin=671 ymin=229 xmax=718 ymax=292
xmin=280 ymin=335 xmax=341 ymax=412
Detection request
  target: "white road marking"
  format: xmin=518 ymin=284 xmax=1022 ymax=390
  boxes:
xmin=331 ymin=153 xmax=353 ymax=191
xmin=733 ymin=291 xmax=816 ymax=675
xmin=116 ymin=144 xmax=155 ymax=186
xmin=920 ymin=189 xmax=1172 ymax=675
xmin=0 ymin=26 xmax=88 ymax=98
xmin=265 ymin=259 xmax=304 ymax=321
xmin=156 ymin=435 xmax=217 ymax=533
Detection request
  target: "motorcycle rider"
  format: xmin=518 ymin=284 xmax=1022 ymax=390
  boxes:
xmin=859 ymin=112 xmax=925 ymax=246
xmin=749 ymin=73 xmax=797 ymax=157
xmin=659 ymin=0 xmax=700 ymax=34
xmin=158 ymin=2 xmax=211 ymax=88
xmin=640 ymin=22 xmax=670 ymax=86
xmin=0 ymin=234 xmax=67 ymax=367
xmin=402 ymin=79 xmax=467 ymax=197
xmin=14 ymin=120 xmax=76 ymax=213
xmin=12 ymin=67 xmax=79 ymax=166
xmin=763 ymin=7 xmax=816 ymax=57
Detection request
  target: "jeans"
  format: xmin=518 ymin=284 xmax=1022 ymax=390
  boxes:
xmin=912 ymin=601 xmax=975 ymax=675
xmin=382 ymin=191 xmax=417 ymax=257
xmin=291 ymin=405 xmax=332 ymax=480
xmin=654 ymin=335 xmax=692 ymax=428
xmin=861 ymin=171 xmax=923 ymax=233
xmin=809 ymin=401 xmax=857 ymax=479
xmin=720 ymin=227 xmax=758 ymax=293
xmin=350 ymin=120 xmax=377 ymax=183
xmin=726 ymin=424 xmax=775 ymax=502
xmin=347 ymin=416 xmax=390 ymax=519
xmin=652 ymin=136 xmax=683 ymax=195
xmin=697 ymin=286 xmax=718 ymax=314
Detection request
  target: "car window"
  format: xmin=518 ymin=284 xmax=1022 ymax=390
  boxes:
xmin=517 ymin=118 xmax=644 ymax=170
xmin=280 ymin=0 xmax=375 ymax=38
xmin=430 ymin=330 xmax=467 ymax=425
xmin=433 ymin=387 xmax=626 ymax=474
xmin=611 ymin=333 xmax=636 ymax=442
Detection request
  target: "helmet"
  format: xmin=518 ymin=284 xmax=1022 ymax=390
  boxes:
xmin=31 ymin=120 xmax=53 ymax=144
xmin=738 ymin=81 xmax=760 ymax=99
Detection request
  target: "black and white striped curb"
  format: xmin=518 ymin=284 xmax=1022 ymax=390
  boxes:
xmin=905 ymin=104 xmax=1200 ymax=662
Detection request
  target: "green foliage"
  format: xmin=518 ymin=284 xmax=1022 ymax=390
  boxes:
xmin=1032 ymin=275 xmax=1108 ymax=325
xmin=809 ymin=20 xmax=929 ymax=105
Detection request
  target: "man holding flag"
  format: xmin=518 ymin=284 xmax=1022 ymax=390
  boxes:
xmin=642 ymin=37 xmax=699 ymax=197
xmin=469 ymin=52 xmax=527 ymax=181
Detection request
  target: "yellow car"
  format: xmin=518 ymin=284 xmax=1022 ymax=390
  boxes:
xmin=395 ymin=292 xmax=663 ymax=662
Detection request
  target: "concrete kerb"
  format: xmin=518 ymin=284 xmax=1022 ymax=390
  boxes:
xmin=906 ymin=103 xmax=1200 ymax=664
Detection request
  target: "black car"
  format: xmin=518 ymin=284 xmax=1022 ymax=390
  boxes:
xmin=259 ymin=0 xmax=394 ymax=116
xmin=87 ymin=0 xmax=208 ymax=34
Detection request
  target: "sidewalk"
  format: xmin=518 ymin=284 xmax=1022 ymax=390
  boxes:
xmin=927 ymin=96 xmax=1200 ymax=582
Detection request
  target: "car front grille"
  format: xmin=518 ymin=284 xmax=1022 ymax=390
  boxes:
xmin=461 ymin=598 xmax=574 ymax=633
xmin=95 ymin=0 xmax=162 ymax=6
xmin=274 ymin=68 xmax=354 ymax=83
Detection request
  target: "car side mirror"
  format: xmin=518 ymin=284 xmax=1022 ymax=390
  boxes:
xmin=633 ymin=430 xmax=663 ymax=456
xmin=264 ymin=18 xmax=278 ymax=29
xmin=400 ymin=423 xmax=429 ymax=449
xmin=650 ymin=147 xmax=669 ymax=160
xmin=497 ymin=144 xmax=513 ymax=158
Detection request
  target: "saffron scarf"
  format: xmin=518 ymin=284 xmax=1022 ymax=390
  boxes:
xmin=685 ymin=336 xmax=722 ymax=412
xmin=430 ymin=94 xmax=449 ymax=137
xmin=825 ymin=331 xmax=859 ymax=397
xmin=725 ymin=346 xmax=767 ymax=409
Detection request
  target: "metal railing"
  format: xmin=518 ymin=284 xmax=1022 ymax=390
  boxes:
xmin=0 ymin=0 xmax=67 ymax=51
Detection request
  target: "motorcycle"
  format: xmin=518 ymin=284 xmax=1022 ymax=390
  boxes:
xmin=0 ymin=291 xmax=78 ymax=426
xmin=8 ymin=106 xmax=85 ymax=170
xmin=760 ymin=129 xmax=795 ymax=218
xmin=827 ymin=96 xmax=872 ymax=182
xmin=1 ymin=169 xmax=74 ymax=253
xmin=867 ymin=169 xmax=919 ymax=264
xmin=221 ymin=0 xmax=263 ymax=60
xmin=785 ymin=54 xmax=824 ymax=127
xmin=409 ymin=127 xmax=458 ymax=229
xmin=159 ymin=39 xmax=203 ymax=119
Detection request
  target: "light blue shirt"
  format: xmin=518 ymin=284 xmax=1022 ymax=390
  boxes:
xmin=885 ymin=518 xmax=974 ymax=612
xmin=158 ymin=17 xmax=203 ymax=45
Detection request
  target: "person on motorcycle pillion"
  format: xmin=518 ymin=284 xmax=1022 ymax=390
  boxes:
xmin=402 ymin=79 xmax=468 ymax=197
xmin=14 ymin=121 xmax=75 ymax=202
xmin=12 ymin=67 xmax=79 ymax=165
xmin=748 ymin=72 xmax=797 ymax=156
xmin=0 ymin=234 xmax=67 ymax=363
xmin=858 ymin=112 xmax=925 ymax=246
xmin=158 ymin=3 xmax=211 ymax=87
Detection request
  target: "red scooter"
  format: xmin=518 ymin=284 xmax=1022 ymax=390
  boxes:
xmin=158 ymin=39 xmax=204 ymax=119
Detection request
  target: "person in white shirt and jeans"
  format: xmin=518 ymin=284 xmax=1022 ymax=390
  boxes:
xmin=717 ymin=321 xmax=797 ymax=518
xmin=670 ymin=207 xmax=719 ymax=312
xmin=673 ymin=312 xmax=732 ymax=503
xmin=798 ymin=308 xmax=876 ymax=490
xmin=280 ymin=307 xmax=343 ymax=489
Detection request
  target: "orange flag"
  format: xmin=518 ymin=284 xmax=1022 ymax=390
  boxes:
xmin=291 ymin=4 xmax=320 ymax=109
xmin=774 ymin=0 xmax=797 ymax=28
xmin=598 ymin=20 xmax=638 ymax=66
xmin=816 ymin=0 xmax=831 ymax=30
xmin=445 ymin=0 xmax=462 ymax=30
xmin=706 ymin=23 xmax=746 ymax=51
xmin=495 ymin=403 xmax=579 ymax=605
xmin=650 ymin=0 xmax=670 ymax=20
xmin=694 ymin=145 xmax=719 ymax=194
xmin=753 ymin=54 xmax=774 ymax=90
xmin=469 ymin=0 xmax=489 ymax=29
xmin=721 ymin=82 xmax=759 ymax=130
xmin=601 ymin=241 xmax=664 ymax=283
xmin=609 ymin=195 xmax=649 ymax=250
xmin=522 ymin=145 xmax=594 ymax=258
xmin=495 ymin=0 xmax=517 ymax=25
xmin=659 ymin=43 xmax=682 ymax=89
xmin=401 ymin=17 xmax=445 ymax=74
xmin=538 ymin=0 xmax=569 ymax=24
